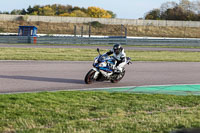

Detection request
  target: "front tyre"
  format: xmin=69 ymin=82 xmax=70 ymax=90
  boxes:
xmin=84 ymin=69 xmax=96 ymax=84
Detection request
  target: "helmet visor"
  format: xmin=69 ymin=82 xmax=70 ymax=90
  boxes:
xmin=114 ymin=49 xmax=120 ymax=55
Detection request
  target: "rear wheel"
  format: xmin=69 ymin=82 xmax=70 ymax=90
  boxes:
xmin=111 ymin=69 xmax=125 ymax=83
xmin=84 ymin=69 xmax=96 ymax=84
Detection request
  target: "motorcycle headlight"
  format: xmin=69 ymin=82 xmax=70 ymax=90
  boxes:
xmin=99 ymin=62 xmax=106 ymax=67
xmin=99 ymin=63 xmax=103 ymax=67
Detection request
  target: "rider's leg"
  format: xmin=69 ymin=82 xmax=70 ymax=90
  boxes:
xmin=116 ymin=62 xmax=126 ymax=72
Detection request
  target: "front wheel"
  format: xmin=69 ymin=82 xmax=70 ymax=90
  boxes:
xmin=84 ymin=69 xmax=96 ymax=84
xmin=111 ymin=69 xmax=125 ymax=83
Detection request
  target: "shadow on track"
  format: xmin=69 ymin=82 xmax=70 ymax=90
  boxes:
xmin=0 ymin=75 xmax=84 ymax=84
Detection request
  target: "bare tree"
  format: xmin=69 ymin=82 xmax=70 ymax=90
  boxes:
xmin=160 ymin=1 xmax=178 ymax=13
xmin=179 ymin=0 xmax=192 ymax=11
xmin=192 ymin=0 xmax=200 ymax=14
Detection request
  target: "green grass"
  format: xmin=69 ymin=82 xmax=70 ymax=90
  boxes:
xmin=6 ymin=43 xmax=200 ymax=49
xmin=1 ymin=46 xmax=200 ymax=132
xmin=0 ymin=91 xmax=200 ymax=133
xmin=1 ymin=47 xmax=200 ymax=62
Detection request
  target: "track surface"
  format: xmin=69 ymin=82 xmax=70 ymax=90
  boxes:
xmin=0 ymin=61 xmax=200 ymax=94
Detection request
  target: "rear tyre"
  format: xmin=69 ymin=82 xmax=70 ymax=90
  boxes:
xmin=111 ymin=69 xmax=125 ymax=83
xmin=84 ymin=69 xmax=96 ymax=84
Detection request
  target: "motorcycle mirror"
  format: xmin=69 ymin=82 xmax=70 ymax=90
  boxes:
xmin=97 ymin=48 xmax=101 ymax=55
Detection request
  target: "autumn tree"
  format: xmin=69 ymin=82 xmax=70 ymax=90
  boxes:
xmin=1 ymin=4 xmax=116 ymax=18
xmin=59 ymin=13 xmax=70 ymax=17
xmin=42 ymin=6 xmax=55 ymax=16
xmin=31 ymin=5 xmax=41 ymax=15
xmin=60 ymin=10 xmax=88 ymax=17
xmin=87 ymin=7 xmax=112 ymax=18
xmin=107 ymin=10 xmax=117 ymax=18
xmin=56 ymin=5 xmax=73 ymax=15
xmin=70 ymin=10 xmax=88 ymax=17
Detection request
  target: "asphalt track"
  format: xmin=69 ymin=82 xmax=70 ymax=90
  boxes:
xmin=0 ymin=44 xmax=200 ymax=94
xmin=0 ymin=61 xmax=200 ymax=94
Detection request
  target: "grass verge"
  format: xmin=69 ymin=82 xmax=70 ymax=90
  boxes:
xmin=4 ymin=43 xmax=200 ymax=49
xmin=1 ymin=47 xmax=200 ymax=62
xmin=0 ymin=91 xmax=200 ymax=133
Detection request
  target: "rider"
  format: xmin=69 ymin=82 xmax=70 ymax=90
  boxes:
xmin=104 ymin=43 xmax=127 ymax=73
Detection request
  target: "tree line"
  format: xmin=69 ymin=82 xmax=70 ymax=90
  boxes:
xmin=2 ymin=0 xmax=200 ymax=21
xmin=0 ymin=4 xmax=116 ymax=18
xmin=145 ymin=0 xmax=200 ymax=21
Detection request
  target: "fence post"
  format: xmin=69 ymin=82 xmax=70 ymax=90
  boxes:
xmin=89 ymin=23 xmax=91 ymax=38
xmin=81 ymin=26 xmax=83 ymax=44
xmin=125 ymin=27 xmax=127 ymax=37
xmin=74 ymin=25 xmax=76 ymax=37
xmin=81 ymin=26 xmax=83 ymax=37
xmin=121 ymin=24 xmax=123 ymax=37
xmin=28 ymin=35 xmax=31 ymax=43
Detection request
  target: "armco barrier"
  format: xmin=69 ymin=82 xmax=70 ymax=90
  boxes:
xmin=126 ymin=38 xmax=200 ymax=46
xmin=1 ymin=36 xmax=200 ymax=46
xmin=34 ymin=36 xmax=127 ymax=45
xmin=0 ymin=36 xmax=30 ymax=44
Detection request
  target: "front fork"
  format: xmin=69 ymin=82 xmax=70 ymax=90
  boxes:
xmin=92 ymin=68 xmax=100 ymax=79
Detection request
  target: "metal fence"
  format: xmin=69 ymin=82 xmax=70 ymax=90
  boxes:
xmin=1 ymin=36 xmax=200 ymax=46
xmin=0 ymin=36 xmax=30 ymax=44
xmin=126 ymin=38 xmax=200 ymax=46
xmin=34 ymin=36 xmax=127 ymax=45
xmin=1 ymin=14 xmax=200 ymax=27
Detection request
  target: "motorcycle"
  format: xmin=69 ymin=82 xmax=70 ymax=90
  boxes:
xmin=84 ymin=48 xmax=132 ymax=84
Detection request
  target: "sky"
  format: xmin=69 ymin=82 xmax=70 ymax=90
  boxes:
xmin=0 ymin=0 xmax=180 ymax=19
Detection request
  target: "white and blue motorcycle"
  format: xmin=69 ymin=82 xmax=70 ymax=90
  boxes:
xmin=84 ymin=48 xmax=132 ymax=84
